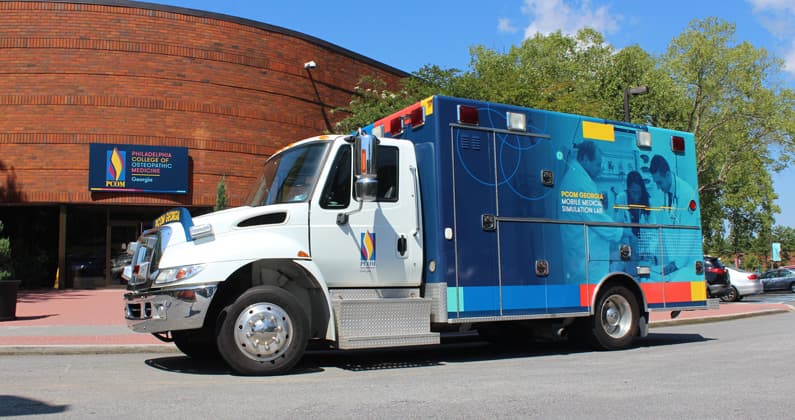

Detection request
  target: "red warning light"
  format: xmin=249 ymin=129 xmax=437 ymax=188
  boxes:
xmin=689 ymin=200 xmax=697 ymax=211
xmin=389 ymin=118 xmax=403 ymax=136
xmin=409 ymin=106 xmax=424 ymax=129
xmin=671 ymin=135 xmax=685 ymax=153
xmin=458 ymin=105 xmax=479 ymax=125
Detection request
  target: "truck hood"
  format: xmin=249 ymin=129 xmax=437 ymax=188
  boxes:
xmin=191 ymin=205 xmax=296 ymax=235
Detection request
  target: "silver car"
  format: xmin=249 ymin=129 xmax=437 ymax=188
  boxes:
xmin=722 ymin=266 xmax=764 ymax=302
xmin=759 ymin=268 xmax=795 ymax=293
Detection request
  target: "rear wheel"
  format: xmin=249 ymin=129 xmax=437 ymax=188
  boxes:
xmin=790 ymin=283 xmax=795 ymax=293
xmin=720 ymin=286 xmax=739 ymax=302
xmin=217 ymin=286 xmax=308 ymax=376
xmin=574 ymin=285 xmax=638 ymax=350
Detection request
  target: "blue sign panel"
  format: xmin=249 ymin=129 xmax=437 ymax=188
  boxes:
xmin=88 ymin=144 xmax=189 ymax=194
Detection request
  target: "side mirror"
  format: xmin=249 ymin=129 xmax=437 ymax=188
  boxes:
xmin=353 ymin=131 xmax=379 ymax=202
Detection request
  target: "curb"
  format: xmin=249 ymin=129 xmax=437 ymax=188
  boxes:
xmin=0 ymin=344 xmax=179 ymax=356
xmin=650 ymin=307 xmax=793 ymax=328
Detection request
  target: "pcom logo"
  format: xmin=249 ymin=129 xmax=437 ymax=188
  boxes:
xmin=360 ymin=231 xmax=376 ymax=270
xmin=105 ymin=147 xmax=126 ymax=188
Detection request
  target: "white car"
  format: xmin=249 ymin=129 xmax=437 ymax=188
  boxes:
xmin=722 ymin=266 xmax=764 ymax=302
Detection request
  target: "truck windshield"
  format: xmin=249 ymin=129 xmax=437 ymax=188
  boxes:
xmin=247 ymin=142 xmax=330 ymax=206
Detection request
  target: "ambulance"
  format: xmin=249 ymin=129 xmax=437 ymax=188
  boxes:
xmin=124 ymin=96 xmax=710 ymax=375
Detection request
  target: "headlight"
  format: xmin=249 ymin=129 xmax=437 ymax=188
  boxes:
xmin=155 ymin=264 xmax=205 ymax=285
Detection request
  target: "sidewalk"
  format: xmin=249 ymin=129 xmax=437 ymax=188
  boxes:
xmin=0 ymin=288 xmax=792 ymax=355
xmin=0 ymin=289 xmax=176 ymax=354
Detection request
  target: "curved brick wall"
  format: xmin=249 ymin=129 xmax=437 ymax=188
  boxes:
xmin=0 ymin=0 xmax=406 ymax=207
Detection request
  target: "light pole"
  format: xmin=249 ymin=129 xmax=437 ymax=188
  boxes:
xmin=623 ymin=85 xmax=649 ymax=122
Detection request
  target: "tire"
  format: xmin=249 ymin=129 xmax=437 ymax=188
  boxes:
xmin=172 ymin=329 xmax=220 ymax=360
xmin=720 ymin=286 xmax=739 ymax=303
xmin=790 ymin=283 xmax=795 ymax=293
xmin=216 ymin=286 xmax=309 ymax=376
xmin=579 ymin=285 xmax=639 ymax=350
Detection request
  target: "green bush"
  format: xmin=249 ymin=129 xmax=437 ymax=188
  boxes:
xmin=0 ymin=220 xmax=12 ymax=280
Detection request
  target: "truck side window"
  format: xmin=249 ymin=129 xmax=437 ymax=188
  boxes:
xmin=320 ymin=146 xmax=352 ymax=209
xmin=320 ymin=145 xmax=398 ymax=209
xmin=377 ymin=146 xmax=398 ymax=202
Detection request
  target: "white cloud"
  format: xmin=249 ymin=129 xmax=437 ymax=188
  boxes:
xmin=520 ymin=0 xmax=619 ymax=39
xmin=747 ymin=0 xmax=795 ymax=14
xmin=785 ymin=40 xmax=795 ymax=73
xmin=746 ymin=0 xmax=795 ymax=75
xmin=498 ymin=17 xmax=518 ymax=34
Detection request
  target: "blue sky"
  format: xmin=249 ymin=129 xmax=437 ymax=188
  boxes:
xmin=152 ymin=0 xmax=795 ymax=228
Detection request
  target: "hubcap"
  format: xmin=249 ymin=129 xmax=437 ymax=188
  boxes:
xmin=601 ymin=295 xmax=632 ymax=339
xmin=233 ymin=302 xmax=293 ymax=362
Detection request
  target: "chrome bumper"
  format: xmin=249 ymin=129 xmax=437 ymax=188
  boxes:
xmin=124 ymin=284 xmax=217 ymax=333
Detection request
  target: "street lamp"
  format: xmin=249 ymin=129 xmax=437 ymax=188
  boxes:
xmin=623 ymin=85 xmax=649 ymax=122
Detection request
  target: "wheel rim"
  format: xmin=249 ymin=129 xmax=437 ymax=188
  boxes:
xmin=601 ymin=294 xmax=632 ymax=339
xmin=233 ymin=302 xmax=293 ymax=363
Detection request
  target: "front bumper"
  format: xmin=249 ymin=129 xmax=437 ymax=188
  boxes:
xmin=124 ymin=284 xmax=218 ymax=333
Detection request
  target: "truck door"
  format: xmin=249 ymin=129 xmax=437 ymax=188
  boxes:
xmin=309 ymin=141 xmax=422 ymax=288
xmin=450 ymin=127 xmax=500 ymax=317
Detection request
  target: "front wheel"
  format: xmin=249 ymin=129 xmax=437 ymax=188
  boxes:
xmin=575 ymin=285 xmax=639 ymax=350
xmin=217 ymin=286 xmax=309 ymax=375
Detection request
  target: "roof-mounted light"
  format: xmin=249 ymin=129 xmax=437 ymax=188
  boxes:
xmin=372 ymin=125 xmax=384 ymax=138
xmin=671 ymin=135 xmax=685 ymax=153
xmin=507 ymin=111 xmax=526 ymax=131
xmin=636 ymin=131 xmax=652 ymax=149
xmin=409 ymin=106 xmax=425 ymax=129
xmin=388 ymin=118 xmax=403 ymax=136
xmin=457 ymin=105 xmax=479 ymax=125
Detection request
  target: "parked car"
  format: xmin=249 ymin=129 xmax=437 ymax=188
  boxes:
xmin=703 ymin=256 xmax=730 ymax=298
xmin=759 ymin=268 xmax=795 ymax=292
xmin=721 ymin=266 xmax=763 ymax=302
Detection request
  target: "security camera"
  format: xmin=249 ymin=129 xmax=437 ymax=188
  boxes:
xmin=304 ymin=60 xmax=317 ymax=69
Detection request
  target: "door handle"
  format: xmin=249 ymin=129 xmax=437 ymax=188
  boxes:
xmin=397 ymin=235 xmax=407 ymax=256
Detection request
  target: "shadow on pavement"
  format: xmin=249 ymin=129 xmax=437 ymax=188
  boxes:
xmin=144 ymin=332 xmax=709 ymax=376
xmin=0 ymin=395 xmax=69 ymax=416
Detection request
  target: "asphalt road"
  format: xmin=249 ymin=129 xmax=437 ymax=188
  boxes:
xmin=1 ymin=310 xmax=794 ymax=419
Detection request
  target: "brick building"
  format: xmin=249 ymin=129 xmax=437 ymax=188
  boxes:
xmin=0 ymin=0 xmax=407 ymax=288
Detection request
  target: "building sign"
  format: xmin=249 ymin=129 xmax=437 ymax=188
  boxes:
xmin=88 ymin=144 xmax=189 ymax=194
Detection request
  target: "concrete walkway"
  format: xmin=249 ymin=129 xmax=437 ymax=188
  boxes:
xmin=0 ymin=288 xmax=792 ymax=354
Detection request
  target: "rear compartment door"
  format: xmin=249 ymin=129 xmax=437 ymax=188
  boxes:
xmin=450 ymin=126 xmax=500 ymax=317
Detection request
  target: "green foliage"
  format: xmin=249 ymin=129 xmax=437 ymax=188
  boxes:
xmin=0 ymin=221 xmax=12 ymax=281
xmin=337 ymin=19 xmax=795 ymax=254
xmin=214 ymin=175 xmax=228 ymax=212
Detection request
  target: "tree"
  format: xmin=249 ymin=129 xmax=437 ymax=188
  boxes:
xmin=337 ymin=20 xmax=795 ymax=245
xmin=661 ymin=18 xmax=795 ymax=241
xmin=214 ymin=175 xmax=228 ymax=212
